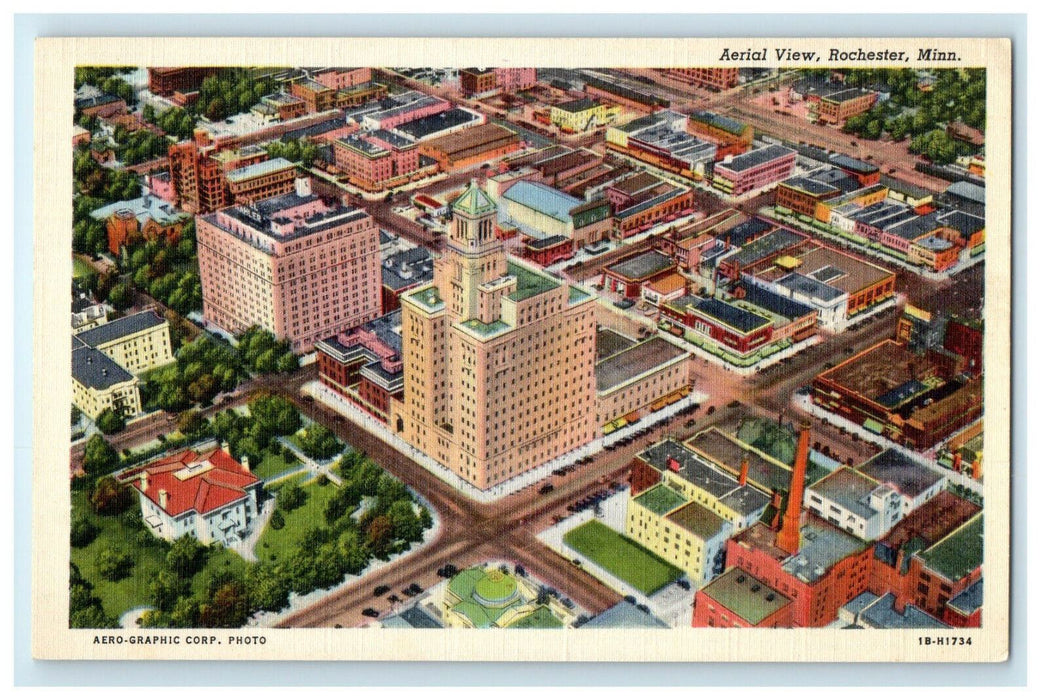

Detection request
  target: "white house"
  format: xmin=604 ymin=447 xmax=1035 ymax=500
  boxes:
xmin=128 ymin=446 xmax=264 ymax=547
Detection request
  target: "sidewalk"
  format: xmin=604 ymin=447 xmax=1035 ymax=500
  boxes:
xmin=303 ymin=380 xmax=706 ymax=503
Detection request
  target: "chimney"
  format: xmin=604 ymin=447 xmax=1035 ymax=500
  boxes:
xmin=891 ymin=593 xmax=908 ymax=616
xmin=769 ymin=491 xmax=783 ymax=530
xmin=776 ymin=419 xmax=811 ymax=555
xmin=139 ymin=472 xmax=149 ymax=491
xmin=738 ymin=456 xmax=750 ymax=487
xmin=221 ymin=441 xmax=230 ymax=455
xmin=667 ymin=456 xmax=681 ymax=473
xmin=241 ymin=455 xmax=251 ymax=474
xmin=952 ymin=451 xmax=963 ymax=472
xmin=971 ymin=455 xmax=982 ymax=480
xmin=158 ymin=489 xmax=168 ymax=510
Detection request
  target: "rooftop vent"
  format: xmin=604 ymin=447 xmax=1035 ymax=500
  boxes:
xmin=766 ymin=593 xmax=776 ymax=602
xmin=750 ymin=584 xmax=760 ymax=593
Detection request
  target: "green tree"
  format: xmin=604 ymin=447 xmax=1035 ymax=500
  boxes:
xmin=276 ymin=484 xmax=308 ymax=512
xmin=169 ymin=595 xmax=201 ymax=628
xmin=70 ymin=516 xmax=100 ymax=548
xmin=177 ymin=409 xmax=207 ymax=437
xmin=249 ymin=395 xmax=302 ymax=436
xmin=198 ymin=580 xmax=250 ymax=628
xmin=246 ymin=565 xmax=292 ymax=612
xmin=107 ymin=282 xmax=134 ymax=311
xmin=95 ymin=408 xmax=126 ymax=435
xmin=150 ymin=569 xmax=189 ymax=612
xmin=95 ymin=545 xmax=134 ymax=581
xmin=83 ymin=434 xmax=120 ymax=475
xmin=269 ymin=509 xmax=286 ymax=530
xmin=298 ymin=423 xmax=340 ymax=460
xmin=166 ymin=535 xmax=207 ymax=578
xmin=90 ymin=476 xmax=133 ymax=515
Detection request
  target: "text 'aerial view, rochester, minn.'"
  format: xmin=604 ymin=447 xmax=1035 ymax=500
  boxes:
xmin=68 ymin=62 xmax=990 ymax=636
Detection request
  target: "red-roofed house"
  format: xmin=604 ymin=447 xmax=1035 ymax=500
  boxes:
xmin=128 ymin=447 xmax=264 ymax=547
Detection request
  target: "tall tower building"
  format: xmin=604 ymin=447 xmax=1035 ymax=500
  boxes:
xmin=393 ymin=181 xmax=598 ymax=489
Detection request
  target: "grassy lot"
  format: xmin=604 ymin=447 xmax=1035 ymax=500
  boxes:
xmin=253 ymin=480 xmax=340 ymax=563
xmin=70 ymin=488 xmax=248 ymax=621
xmin=252 ymin=448 xmax=303 ymax=481
xmin=563 ymin=521 xmax=682 ymax=596
xmin=73 ymin=256 xmax=95 ymax=279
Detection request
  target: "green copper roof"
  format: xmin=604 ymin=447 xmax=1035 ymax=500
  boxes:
xmin=507 ymin=261 xmax=560 ymax=302
xmin=452 ymin=180 xmax=497 ymax=217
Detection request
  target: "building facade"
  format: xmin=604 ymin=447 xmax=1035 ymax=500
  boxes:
xmin=393 ymin=182 xmax=598 ymax=490
xmin=196 ymin=189 xmax=382 ymax=353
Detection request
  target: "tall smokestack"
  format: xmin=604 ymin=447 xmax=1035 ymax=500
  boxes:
xmin=738 ymin=456 xmax=750 ymax=487
xmin=776 ymin=419 xmax=811 ymax=555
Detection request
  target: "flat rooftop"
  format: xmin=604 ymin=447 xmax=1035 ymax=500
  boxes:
xmin=502 ymin=260 xmax=558 ymax=303
xmin=666 ymin=501 xmax=729 ymax=540
xmin=226 ymin=157 xmax=295 ymax=184
xmin=634 ymin=483 xmax=688 ymax=516
xmin=76 ymin=311 xmax=165 ymax=348
xmin=858 ymin=594 xmax=950 ymax=629
xmin=734 ymin=519 xmax=867 ymax=584
xmin=595 ymin=336 xmax=688 ymax=393
xmin=690 ymin=110 xmax=748 ymax=136
xmin=72 ymin=345 xmax=134 ymax=390
xmin=919 ymin=513 xmax=983 ymax=582
xmin=754 ymin=243 xmax=893 ymax=296
xmin=858 ymin=449 xmax=944 ymax=498
xmin=595 ymin=327 xmax=636 ymax=361
xmin=878 ymin=490 xmax=982 ymax=555
xmin=689 ymin=297 xmax=771 ymax=334
xmin=577 ymin=601 xmax=670 ymax=629
xmin=818 ymin=340 xmax=940 ymax=404
xmin=395 ymin=107 xmax=480 ymax=139
xmin=716 ymin=144 xmax=795 ymax=173
xmin=604 ymin=250 xmax=676 ymax=282
xmin=686 ymin=428 xmax=793 ymax=495
xmin=701 ymin=567 xmax=791 ymax=625
xmin=808 ymin=468 xmax=885 ymax=521
xmin=730 ymin=229 xmax=806 ymax=269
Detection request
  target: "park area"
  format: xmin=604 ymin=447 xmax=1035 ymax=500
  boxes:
xmin=563 ymin=521 xmax=681 ymax=596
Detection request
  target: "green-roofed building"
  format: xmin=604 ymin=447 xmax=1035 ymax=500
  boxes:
xmin=627 ymin=482 xmax=733 ymax=586
xmin=442 ymin=567 xmax=573 ymax=629
xmin=695 ymin=567 xmax=793 ymax=627
xmin=911 ymin=513 xmax=983 ymax=618
xmin=396 ymin=179 xmax=598 ymax=491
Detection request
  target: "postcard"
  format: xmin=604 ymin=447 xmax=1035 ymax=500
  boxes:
xmin=34 ymin=36 xmax=1010 ymax=662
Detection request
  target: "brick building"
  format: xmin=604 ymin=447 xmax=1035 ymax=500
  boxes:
xmin=148 ymin=67 xmax=221 ymax=96
xmin=196 ymin=188 xmax=382 ymax=353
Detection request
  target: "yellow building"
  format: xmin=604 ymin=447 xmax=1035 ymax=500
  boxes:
xmin=74 ymin=310 xmax=174 ymax=375
xmin=72 ymin=338 xmax=142 ymax=419
xmin=442 ymin=567 xmax=573 ymax=628
xmin=393 ymin=181 xmax=598 ymax=490
xmin=626 ymin=483 xmax=732 ymax=585
xmin=549 ymin=98 xmax=617 ymax=133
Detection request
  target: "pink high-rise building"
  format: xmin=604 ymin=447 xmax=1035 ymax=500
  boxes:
xmin=197 ymin=185 xmax=382 ymax=353
xmin=495 ymin=67 xmax=537 ymax=93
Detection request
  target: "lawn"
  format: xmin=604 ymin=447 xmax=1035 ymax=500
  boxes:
xmin=73 ymin=256 xmax=95 ymax=279
xmin=563 ymin=521 xmax=682 ymax=596
xmin=70 ymin=488 xmax=248 ymax=622
xmin=253 ymin=480 xmax=340 ymax=562
xmin=252 ymin=447 xmax=303 ymax=481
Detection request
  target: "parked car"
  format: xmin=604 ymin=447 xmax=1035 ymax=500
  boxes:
xmin=372 ymin=585 xmax=390 ymax=597
xmin=539 ymin=483 xmax=554 ymax=495
xmin=362 ymin=608 xmax=380 ymax=618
